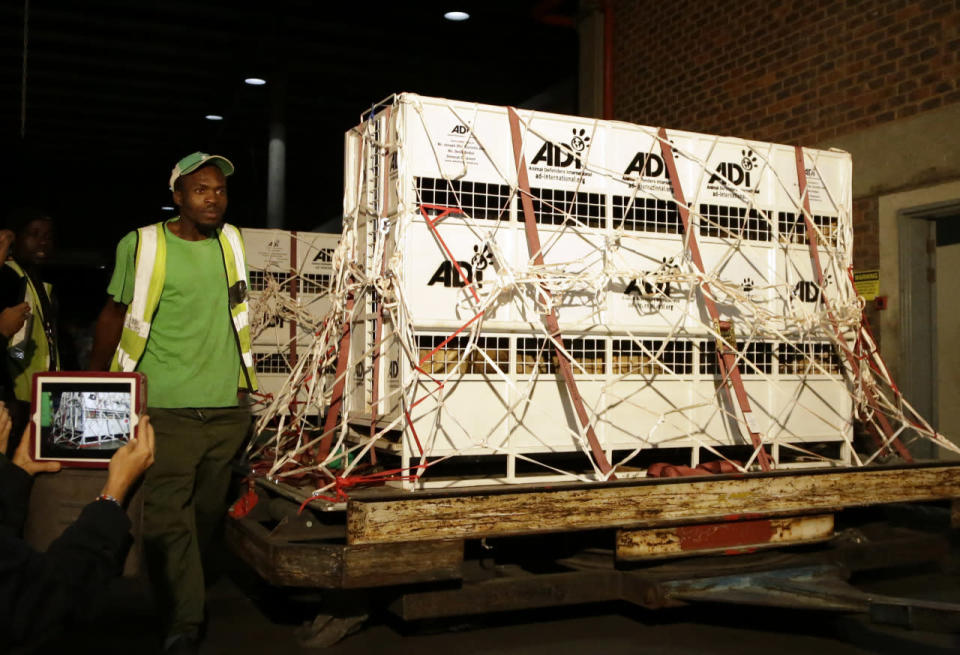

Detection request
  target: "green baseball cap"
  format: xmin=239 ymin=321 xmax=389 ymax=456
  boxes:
xmin=168 ymin=151 xmax=235 ymax=190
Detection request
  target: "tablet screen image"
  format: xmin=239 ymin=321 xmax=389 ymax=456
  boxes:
xmin=31 ymin=372 xmax=146 ymax=467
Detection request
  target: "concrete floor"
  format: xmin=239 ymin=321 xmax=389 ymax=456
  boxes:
xmin=18 ymin=511 xmax=960 ymax=655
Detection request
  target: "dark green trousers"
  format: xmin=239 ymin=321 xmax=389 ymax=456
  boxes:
xmin=142 ymin=406 xmax=251 ymax=637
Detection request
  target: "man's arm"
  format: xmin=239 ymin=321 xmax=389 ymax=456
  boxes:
xmin=88 ymin=298 xmax=127 ymax=371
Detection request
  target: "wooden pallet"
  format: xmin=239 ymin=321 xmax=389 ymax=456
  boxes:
xmin=346 ymin=463 xmax=960 ymax=545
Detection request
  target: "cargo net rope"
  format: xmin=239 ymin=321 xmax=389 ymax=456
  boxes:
xmin=245 ymin=102 xmax=959 ymax=497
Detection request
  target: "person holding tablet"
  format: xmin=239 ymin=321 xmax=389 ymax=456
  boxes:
xmin=0 ymin=403 xmax=155 ymax=648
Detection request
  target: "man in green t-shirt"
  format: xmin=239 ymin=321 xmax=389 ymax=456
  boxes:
xmin=89 ymin=152 xmax=257 ymax=654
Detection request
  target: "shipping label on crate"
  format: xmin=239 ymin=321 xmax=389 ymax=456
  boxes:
xmin=769 ymin=146 xmax=852 ymax=217
xmin=399 ymin=99 xmax=515 ymax=186
xmin=243 ymin=228 xmax=291 ymax=271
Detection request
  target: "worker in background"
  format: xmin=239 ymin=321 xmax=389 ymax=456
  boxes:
xmin=0 ymin=209 xmax=63 ymax=454
xmin=88 ymin=152 xmax=257 ymax=655
xmin=0 ymin=402 xmax=156 ymax=649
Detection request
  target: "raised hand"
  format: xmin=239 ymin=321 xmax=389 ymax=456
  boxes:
xmin=0 ymin=302 xmax=30 ymax=339
xmin=100 ymin=415 xmax=156 ymax=504
xmin=12 ymin=423 xmax=61 ymax=475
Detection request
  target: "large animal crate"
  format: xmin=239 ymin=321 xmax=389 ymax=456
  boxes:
xmin=242 ymin=228 xmax=340 ymax=415
xmin=339 ymin=93 xmax=857 ymax=486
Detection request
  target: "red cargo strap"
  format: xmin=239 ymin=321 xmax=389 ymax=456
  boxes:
xmin=228 ymin=480 xmax=259 ymax=519
xmin=793 ymin=148 xmax=912 ymax=463
xmin=507 ymin=107 xmax=613 ymax=477
xmin=658 ymin=127 xmax=772 ymax=471
xmin=298 ymin=463 xmax=431 ymax=510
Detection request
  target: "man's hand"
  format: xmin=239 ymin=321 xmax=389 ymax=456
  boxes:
xmin=12 ymin=423 xmax=61 ymax=475
xmin=0 ymin=302 xmax=30 ymax=339
xmin=100 ymin=415 xmax=156 ymax=504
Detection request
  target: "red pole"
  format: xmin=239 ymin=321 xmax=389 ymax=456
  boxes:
xmin=603 ymin=0 xmax=614 ymax=119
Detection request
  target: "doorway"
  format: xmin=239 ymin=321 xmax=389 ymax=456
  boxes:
xmin=899 ymin=201 xmax=960 ymax=459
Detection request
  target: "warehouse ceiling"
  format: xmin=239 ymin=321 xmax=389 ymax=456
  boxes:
xmin=0 ymin=0 xmax=579 ymax=256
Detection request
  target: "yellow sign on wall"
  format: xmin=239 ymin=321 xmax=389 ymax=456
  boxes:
xmin=854 ymin=269 xmax=880 ymax=301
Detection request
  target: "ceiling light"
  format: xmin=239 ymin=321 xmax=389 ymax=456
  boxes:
xmin=205 ymin=114 xmax=223 ymax=121
xmin=244 ymin=77 xmax=267 ymax=86
xmin=161 ymin=205 xmax=175 ymax=211
xmin=444 ymin=11 xmax=470 ymax=21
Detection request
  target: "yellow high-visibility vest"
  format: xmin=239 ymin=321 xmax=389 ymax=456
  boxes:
xmin=110 ymin=222 xmax=258 ymax=391
xmin=5 ymin=260 xmax=58 ymax=401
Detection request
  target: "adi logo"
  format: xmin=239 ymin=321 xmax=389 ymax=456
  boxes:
xmin=622 ymin=140 xmax=679 ymax=180
xmin=792 ymin=275 xmax=832 ymax=303
xmin=428 ymin=244 xmax=494 ymax=288
xmin=312 ymin=248 xmax=334 ymax=263
xmin=708 ymin=149 xmax=759 ymax=188
xmin=570 ymin=128 xmax=589 ymax=152
xmin=451 ymin=124 xmax=469 ymax=134
xmin=625 ymin=258 xmax=681 ymax=298
xmin=623 ymin=153 xmax=667 ymax=178
xmin=530 ymin=128 xmax=591 ymax=169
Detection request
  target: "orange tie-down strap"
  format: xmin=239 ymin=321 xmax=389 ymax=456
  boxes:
xmin=647 ymin=460 xmax=742 ymax=478
xmin=507 ymin=107 xmax=614 ymax=478
xmin=792 ymin=147 xmax=912 ymax=463
xmin=657 ymin=127 xmax=772 ymax=471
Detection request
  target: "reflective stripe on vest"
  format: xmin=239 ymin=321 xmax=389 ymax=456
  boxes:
xmin=217 ymin=224 xmax=258 ymax=390
xmin=110 ymin=222 xmax=258 ymax=391
xmin=5 ymin=260 xmax=55 ymax=401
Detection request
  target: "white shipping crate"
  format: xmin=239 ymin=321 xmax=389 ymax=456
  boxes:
xmin=342 ymin=94 xmax=856 ymax=481
xmin=242 ymin=228 xmax=339 ymax=415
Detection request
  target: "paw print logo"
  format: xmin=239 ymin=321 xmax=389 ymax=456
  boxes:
xmin=669 ymin=138 xmax=681 ymax=159
xmin=741 ymin=149 xmax=758 ymax=171
xmin=742 ymin=277 xmax=755 ymax=293
xmin=570 ymin=128 xmax=590 ymax=152
xmin=471 ymin=244 xmax=494 ymax=271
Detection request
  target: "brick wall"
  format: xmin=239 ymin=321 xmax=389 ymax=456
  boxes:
xmin=613 ymin=0 xmax=960 ymax=145
xmin=612 ymin=0 xmax=959 ymax=347
xmin=851 ymin=196 xmax=879 ymax=269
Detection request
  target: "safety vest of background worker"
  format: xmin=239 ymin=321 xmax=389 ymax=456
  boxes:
xmin=5 ymin=259 xmax=60 ymax=401
xmin=109 ymin=221 xmax=258 ymax=391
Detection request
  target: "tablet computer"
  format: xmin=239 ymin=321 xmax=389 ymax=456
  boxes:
xmin=30 ymin=371 xmax=147 ymax=468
